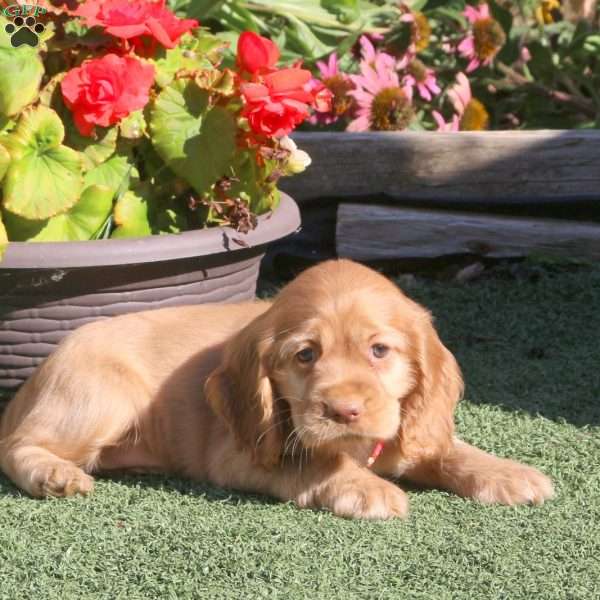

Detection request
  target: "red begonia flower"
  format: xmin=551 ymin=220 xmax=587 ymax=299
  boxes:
xmin=74 ymin=0 xmax=198 ymax=50
xmin=236 ymin=31 xmax=279 ymax=75
xmin=61 ymin=53 xmax=155 ymax=136
xmin=240 ymin=68 xmax=315 ymax=137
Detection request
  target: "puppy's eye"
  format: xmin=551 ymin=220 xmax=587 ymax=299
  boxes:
xmin=371 ymin=343 xmax=389 ymax=359
xmin=296 ymin=347 xmax=316 ymax=364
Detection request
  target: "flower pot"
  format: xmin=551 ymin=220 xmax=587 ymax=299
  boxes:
xmin=0 ymin=193 xmax=300 ymax=392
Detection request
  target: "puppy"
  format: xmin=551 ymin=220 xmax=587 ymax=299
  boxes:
xmin=0 ymin=260 xmax=553 ymax=519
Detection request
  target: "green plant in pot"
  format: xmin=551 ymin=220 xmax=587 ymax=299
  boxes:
xmin=0 ymin=0 xmax=330 ymax=258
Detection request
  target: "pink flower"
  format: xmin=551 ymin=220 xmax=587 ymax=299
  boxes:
xmin=311 ymin=52 xmax=354 ymax=125
xmin=350 ymin=32 xmax=384 ymax=61
xmin=431 ymin=73 xmax=469 ymax=133
xmin=402 ymin=60 xmax=440 ymax=101
xmin=464 ymin=3 xmax=490 ymax=23
xmin=447 ymin=72 xmax=472 ymax=115
xmin=432 ymin=110 xmax=460 ymax=132
xmin=307 ymin=79 xmax=333 ymax=114
xmin=457 ymin=38 xmax=483 ymax=73
xmin=458 ymin=2 xmax=506 ymax=72
xmin=358 ymin=35 xmax=397 ymax=70
xmin=316 ymin=52 xmax=340 ymax=79
xmin=444 ymin=72 xmax=490 ymax=131
xmin=347 ymin=52 xmax=413 ymax=132
xmin=520 ymin=46 xmax=532 ymax=63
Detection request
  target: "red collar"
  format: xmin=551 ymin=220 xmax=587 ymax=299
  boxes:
xmin=366 ymin=440 xmax=385 ymax=468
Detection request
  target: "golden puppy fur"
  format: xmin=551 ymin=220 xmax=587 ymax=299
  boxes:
xmin=0 ymin=260 xmax=554 ymax=519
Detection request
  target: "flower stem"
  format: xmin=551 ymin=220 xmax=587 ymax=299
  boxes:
xmin=497 ymin=61 xmax=597 ymax=118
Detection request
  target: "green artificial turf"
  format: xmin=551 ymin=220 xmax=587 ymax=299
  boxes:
xmin=1 ymin=261 xmax=599 ymax=599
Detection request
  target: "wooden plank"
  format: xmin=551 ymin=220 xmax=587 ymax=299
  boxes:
xmin=283 ymin=131 xmax=600 ymax=204
xmin=336 ymin=203 xmax=600 ymax=260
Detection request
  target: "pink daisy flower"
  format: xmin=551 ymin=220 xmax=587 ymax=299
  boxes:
xmin=358 ymin=35 xmax=397 ymax=70
xmin=310 ymin=52 xmax=355 ymax=125
xmin=316 ymin=52 xmax=340 ymax=79
xmin=347 ymin=51 xmax=413 ymax=132
xmin=432 ymin=110 xmax=460 ymax=132
xmin=458 ymin=3 xmax=506 ymax=72
xmin=445 ymin=72 xmax=490 ymax=131
xmin=464 ymin=2 xmax=490 ymax=24
xmin=402 ymin=59 xmax=441 ymax=101
xmin=447 ymin=72 xmax=472 ymax=115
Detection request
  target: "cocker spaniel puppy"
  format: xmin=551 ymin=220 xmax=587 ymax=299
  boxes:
xmin=0 ymin=260 xmax=553 ymax=518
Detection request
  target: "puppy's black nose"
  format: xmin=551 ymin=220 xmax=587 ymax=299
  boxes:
xmin=324 ymin=401 xmax=362 ymax=424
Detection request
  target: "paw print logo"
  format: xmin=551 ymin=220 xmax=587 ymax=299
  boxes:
xmin=5 ymin=15 xmax=45 ymax=48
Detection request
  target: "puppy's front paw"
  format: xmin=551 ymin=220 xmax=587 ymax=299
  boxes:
xmin=473 ymin=461 xmax=554 ymax=506
xmin=33 ymin=462 xmax=94 ymax=498
xmin=327 ymin=477 xmax=409 ymax=520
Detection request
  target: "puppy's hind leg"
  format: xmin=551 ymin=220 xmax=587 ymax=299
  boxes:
xmin=0 ymin=348 xmax=146 ymax=498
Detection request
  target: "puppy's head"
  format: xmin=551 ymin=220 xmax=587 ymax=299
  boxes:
xmin=206 ymin=260 xmax=462 ymax=468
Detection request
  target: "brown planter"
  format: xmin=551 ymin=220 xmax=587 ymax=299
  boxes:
xmin=0 ymin=193 xmax=300 ymax=392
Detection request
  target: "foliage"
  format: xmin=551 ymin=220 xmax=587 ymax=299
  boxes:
xmin=0 ymin=2 xmax=324 ymax=258
xmin=182 ymin=0 xmax=600 ymax=132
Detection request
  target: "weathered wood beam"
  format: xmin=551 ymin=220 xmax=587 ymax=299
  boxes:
xmin=336 ymin=203 xmax=600 ymax=260
xmin=283 ymin=131 xmax=600 ymax=203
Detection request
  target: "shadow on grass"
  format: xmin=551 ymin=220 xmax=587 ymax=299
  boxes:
xmin=404 ymin=261 xmax=600 ymax=428
xmin=0 ymin=469 xmax=282 ymax=508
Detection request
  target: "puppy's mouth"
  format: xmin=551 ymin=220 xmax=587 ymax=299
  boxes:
xmin=292 ymin=413 xmax=397 ymax=449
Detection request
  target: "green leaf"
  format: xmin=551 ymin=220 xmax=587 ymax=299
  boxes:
xmin=227 ymin=150 xmax=275 ymax=216
xmin=0 ymin=115 xmax=15 ymax=135
xmin=67 ymin=126 xmax=119 ymax=171
xmin=3 ymin=185 xmax=114 ymax=242
xmin=154 ymin=206 xmax=189 ymax=234
xmin=84 ymin=151 xmax=138 ymax=192
xmin=583 ymin=34 xmax=600 ymax=53
xmin=322 ymin=0 xmax=360 ymax=23
xmin=152 ymin=30 xmax=228 ymax=88
xmin=119 ymin=111 xmax=147 ymax=140
xmin=184 ymin=0 xmax=228 ymax=20
xmin=489 ymin=0 xmax=512 ymax=35
xmin=0 ymin=45 xmax=43 ymax=117
xmin=0 ymin=141 xmax=9 ymax=182
xmin=149 ymin=78 xmax=236 ymax=196
xmin=0 ymin=213 xmax=7 ymax=259
xmin=4 ymin=105 xmax=64 ymax=155
xmin=2 ymin=106 xmax=83 ymax=220
xmin=111 ymin=188 xmax=153 ymax=239
xmin=527 ymin=41 xmax=555 ymax=81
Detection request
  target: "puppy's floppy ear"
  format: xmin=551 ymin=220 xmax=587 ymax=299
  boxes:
xmin=399 ymin=310 xmax=464 ymax=458
xmin=204 ymin=312 xmax=284 ymax=469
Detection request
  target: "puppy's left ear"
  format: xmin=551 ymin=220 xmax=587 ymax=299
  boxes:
xmin=399 ymin=310 xmax=464 ymax=458
xmin=204 ymin=312 xmax=284 ymax=470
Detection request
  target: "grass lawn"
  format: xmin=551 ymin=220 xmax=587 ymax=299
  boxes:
xmin=1 ymin=261 xmax=599 ymax=599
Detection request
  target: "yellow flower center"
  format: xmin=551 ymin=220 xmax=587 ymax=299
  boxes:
xmin=473 ymin=17 xmax=506 ymax=60
xmin=535 ymin=0 xmax=561 ymax=24
xmin=460 ymin=98 xmax=489 ymax=131
xmin=324 ymin=75 xmax=356 ymax=116
xmin=370 ymin=87 xmax=413 ymax=131
xmin=408 ymin=58 xmax=428 ymax=83
xmin=411 ymin=11 xmax=431 ymax=52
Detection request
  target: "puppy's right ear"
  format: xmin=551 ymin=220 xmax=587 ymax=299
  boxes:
xmin=204 ymin=312 xmax=283 ymax=470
